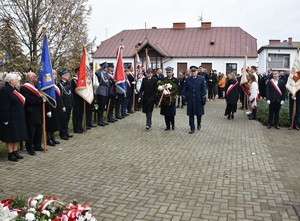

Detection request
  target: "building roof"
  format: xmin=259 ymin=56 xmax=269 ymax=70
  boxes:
xmin=93 ymin=25 xmax=257 ymax=59
xmin=258 ymin=41 xmax=300 ymax=53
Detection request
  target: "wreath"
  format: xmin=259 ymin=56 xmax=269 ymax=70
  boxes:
xmin=156 ymin=79 xmax=178 ymax=106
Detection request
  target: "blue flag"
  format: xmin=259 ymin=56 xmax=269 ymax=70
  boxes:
xmin=38 ymin=35 xmax=56 ymax=108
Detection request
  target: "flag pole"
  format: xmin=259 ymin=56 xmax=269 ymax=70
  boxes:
xmin=42 ymin=27 xmax=47 ymax=153
xmin=83 ymin=100 xmax=86 ymax=133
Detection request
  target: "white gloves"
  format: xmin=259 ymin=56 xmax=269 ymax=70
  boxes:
xmin=267 ymin=100 xmax=271 ymax=104
xmin=47 ymin=111 xmax=52 ymax=118
xmin=3 ymin=122 xmax=8 ymax=125
xmin=132 ymin=81 xmax=136 ymax=85
xmin=42 ymin=97 xmax=46 ymax=102
xmin=280 ymin=100 xmax=284 ymax=105
xmin=292 ymin=96 xmax=296 ymax=100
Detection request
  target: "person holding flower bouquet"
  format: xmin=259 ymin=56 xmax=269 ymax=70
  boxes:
xmin=182 ymin=66 xmax=207 ymax=134
xmin=157 ymin=67 xmax=178 ymax=130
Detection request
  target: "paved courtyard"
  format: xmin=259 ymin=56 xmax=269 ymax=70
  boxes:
xmin=0 ymin=99 xmax=300 ymax=221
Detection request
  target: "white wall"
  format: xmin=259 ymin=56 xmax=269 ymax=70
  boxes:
xmin=258 ymin=48 xmax=297 ymax=74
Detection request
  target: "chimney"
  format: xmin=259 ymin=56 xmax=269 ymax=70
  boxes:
xmin=201 ymin=22 xmax=211 ymax=29
xmin=269 ymin=39 xmax=281 ymax=45
xmin=173 ymin=23 xmax=185 ymax=30
xmin=288 ymin=37 xmax=292 ymax=45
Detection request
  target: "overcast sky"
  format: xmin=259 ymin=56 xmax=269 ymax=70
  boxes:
xmin=88 ymin=0 xmax=300 ymax=50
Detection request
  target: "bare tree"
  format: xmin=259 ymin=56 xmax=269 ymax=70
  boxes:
xmin=0 ymin=0 xmax=92 ymax=73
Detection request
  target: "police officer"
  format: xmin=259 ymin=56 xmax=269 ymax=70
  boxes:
xmin=95 ymin=62 xmax=109 ymax=126
xmin=161 ymin=66 xmax=178 ymax=130
xmin=182 ymin=66 xmax=207 ymax=134
xmin=107 ymin=63 xmax=118 ymax=123
xmin=57 ymin=69 xmax=73 ymax=140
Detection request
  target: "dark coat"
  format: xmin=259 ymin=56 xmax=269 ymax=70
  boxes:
xmin=20 ymin=83 xmax=43 ymax=126
xmin=57 ymin=80 xmax=73 ymax=109
xmin=160 ymin=76 xmax=178 ymax=116
xmin=183 ymin=75 xmax=206 ymax=116
xmin=46 ymin=85 xmax=62 ymax=132
xmin=0 ymin=82 xmax=28 ymax=142
xmin=140 ymin=77 xmax=158 ymax=113
xmin=266 ymin=79 xmax=286 ymax=103
xmin=225 ymin=79 xmax=239 ymax=105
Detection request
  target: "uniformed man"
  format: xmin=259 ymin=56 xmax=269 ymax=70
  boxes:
xmin=95 ymin=62 xmax=109 ymax=126
xmin=160 ymin=66 xmax=178 ymax=130
xmin=57 ymin=69 xmax=73 ymax=140
xmin=71 ymin=67 xmax=84 ymax=133
xmin=182 ymin=66 xmax=207 ymax=134
xmin=107 ymin=63 xmax=118 ymax=123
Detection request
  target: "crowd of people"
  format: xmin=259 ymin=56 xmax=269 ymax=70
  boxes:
xmin=0 ymin=63 xmax=299 ymax=162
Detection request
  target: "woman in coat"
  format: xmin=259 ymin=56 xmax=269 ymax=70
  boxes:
xmin=0 ymin=73 xmax=28 ymax=161
xmin=224 ymin=73 xmax=239 ymax=119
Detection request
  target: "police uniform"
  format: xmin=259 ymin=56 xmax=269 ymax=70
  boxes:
xmin=182 ymin=66 xmax=207 ymax=134
xmin=95 ymin=62 xmax=109 ymax=126
xmin=107 ymin=63 xmax=118 ymax=123
xmin=57 ymin=69 xmax=73 ymax=139
xmin=160 ymin=67 xmax=178 ymax=130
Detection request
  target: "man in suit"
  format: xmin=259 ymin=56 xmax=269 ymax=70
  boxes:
xmin=20 ymin=71 xmax=44 ymax=155
xmin=266 ymin=71 xmax=286 ymax=129
xmin=139 ymin=69 xmax=158 ymax=129
xmin=57 ymin=69 xmax=73 ymax=140
xmin=182 ymin=66 xmax=207 ymax=134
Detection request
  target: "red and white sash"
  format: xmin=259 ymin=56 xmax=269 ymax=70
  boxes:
xmin=270 ymin=79 xmax=282 ymax=96
xmin=13 ymin=90 xmax=25 ymax=105
xmin=226 ymin=81 xmax=238 ymax=97
xmin=22 ymin=83 xmax=41 ymax=97
xmin=54 ymin=85 xmax=61 ymax=96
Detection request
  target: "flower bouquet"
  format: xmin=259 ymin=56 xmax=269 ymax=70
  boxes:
xmin=156 ymin=79 xmax=178 ymax=106
xmin=0 ymin=195 xmax=97 ymax=221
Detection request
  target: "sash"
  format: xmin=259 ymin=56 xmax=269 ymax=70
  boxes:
xmin=226 ymin=81 xmax=238 ymax=97
xmin=126 ymin=79 xmax=131 ymax=87
xmin=108 ymin=73 xmax=114 ymax=80
xmin=13 ymin=90 xmax=25 ymax=105
xmin=22 ymin=83 xmax=41 ymax=97
xmin=54 ymin=85 xmax=61 ymax=96
xmin=270 ymin=79 xmax=282 ymax=96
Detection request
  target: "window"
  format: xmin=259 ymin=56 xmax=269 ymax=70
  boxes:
xmin=226 ymin=63 xmax=237 ymax=75
xmin=283 ymin=56 xmax=290 ymax=69
xmin=123 ymin=63 xmax=132 ymax=69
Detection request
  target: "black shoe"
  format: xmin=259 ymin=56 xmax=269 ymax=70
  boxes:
xmin=51 ymin=138 xmax=60 ymax=144
xmin=116 ymin=115 xmax=123 ymax=119
xmin=74 ymin=130 xmax=83 ymax=134
xmin=60 ymin=136 xmax=69 ymax=140
xmin=8 ymin=153 xmax=18 ymax=162
xmin=197 ymin=124 xmax=201 ymax=130
xmin=88 ymin=124 xmax=97 ymax=127
xmin=189 ymin=129 xmax=195 ymax=134
xmin=66 ymin=134 xmax=73 ymax=138
xmin=267 ymin=125 xmax=271 ymax=129
xmin=98 ymin=122 xmax=106 ymax=126
xmin=86 ymin=126 xmax=91 ymax=130
xmin=146 ymin=125 xmax=150 ymax=130
xmin=122 ymin=113 xmax=129 ymax=117
xmin=47 ymin=140 xmax=56 ymax=146
xmin=103 ymin=121 xmax=109 ymax=125
xmin=275 ymin=125 xmax=280 ymax=129
xmin=108 ymin=119 xmax=115 ymax=123
xmin=28 ymin=151 xmax=36 ymax=156
xmin=231 ymin=114 xmax=234 ymax=119
xmin=227 ymin=115 xmax=230 ymax=120
xmin=128 ymin=110 xmax=134 ymax=114
xmin=13 ymin=151 xmax=24 ymax=159
xmin=248 ymin=116 xmax=256 ymax=120
xmin=164 ymin=127 xmax=170 ymax=131
xmin=176 ymin=105 xmax=180 ymax=108
xmin=172 ymin=125 xmax=175 ymax=130
xmin=112 ymin=117 xmax=118 ymax=122
xmin=34 ymin=147 xmax=45 ymax=151
xmin=181 ymin=105 xmax=183 ymax=108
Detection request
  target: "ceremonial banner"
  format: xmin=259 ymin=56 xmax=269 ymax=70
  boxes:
xmin=114 ymin=45 xmax=126 ymax=94
xmin=286 ymin=49 xmax=300 ymax=96
xmin=75 ymin=48 xmax=94 ymax=104
xmin=38 ymin=34 xmax=56 ymax=108
xmin=240 ymin=54 xmax=250 ymax=95
xmin=145 ymin=49 xmax=151 ymax=71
